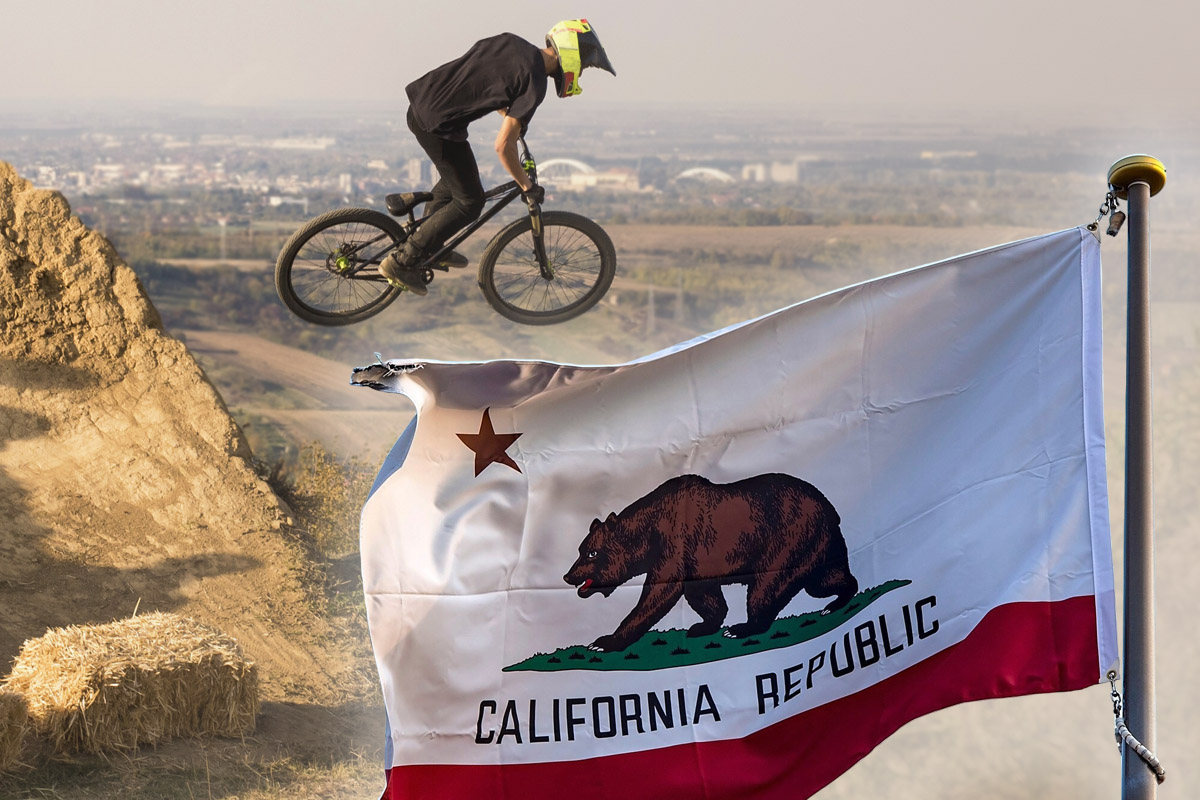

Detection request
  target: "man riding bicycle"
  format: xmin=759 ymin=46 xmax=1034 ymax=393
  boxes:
xmin=381 ymin=19 xmax=616 ymax=296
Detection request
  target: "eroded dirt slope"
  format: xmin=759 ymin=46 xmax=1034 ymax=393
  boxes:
xmin=0 ymin=162 xmax=351 ymax=702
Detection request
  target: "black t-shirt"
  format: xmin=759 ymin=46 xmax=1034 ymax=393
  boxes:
xmin=406 ymin=33 xmax=548 ymax=142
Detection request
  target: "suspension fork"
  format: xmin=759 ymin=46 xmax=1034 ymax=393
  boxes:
xmin=519 ymin=136 xmax=554 ymax=280
xmin=528 ymin=201 xmax=554 ymax=279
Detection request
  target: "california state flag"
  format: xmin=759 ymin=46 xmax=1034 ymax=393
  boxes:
xmin=353 ymin=227 xmax=1117 ymax=799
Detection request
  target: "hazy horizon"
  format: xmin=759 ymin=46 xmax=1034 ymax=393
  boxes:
xmin=5 ymin=0 xmax=1198 ymax=130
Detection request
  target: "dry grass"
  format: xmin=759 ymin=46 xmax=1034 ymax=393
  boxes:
xmin=0 ymin=700 xmax=385 ymax=800
xmin=0 ymin=691 xmax=29 ymax=773
xmin=276 ymin=443 xmax=375 ymax=560
xmin=2 ymin=612 xmax=258 ymax=754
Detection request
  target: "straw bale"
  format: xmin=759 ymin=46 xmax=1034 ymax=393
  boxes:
xmin=0 ymin=691 xmax=29 ymax=772
xmin=3 ymin=612 xmax=258 ymax=754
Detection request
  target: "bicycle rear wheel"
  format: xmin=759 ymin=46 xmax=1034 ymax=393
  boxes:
xmin=275 ymin=208 xmax=405 ymax=326
xmin=477 ymin=211 xmax=616 ymax=325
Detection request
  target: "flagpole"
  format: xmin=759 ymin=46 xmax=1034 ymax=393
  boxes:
xmin=1108 ymin=154 xmax=1166 ymax=800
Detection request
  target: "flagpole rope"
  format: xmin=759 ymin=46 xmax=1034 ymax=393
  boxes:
xmin=1109 ymin=672 xmax=1165 ymax=784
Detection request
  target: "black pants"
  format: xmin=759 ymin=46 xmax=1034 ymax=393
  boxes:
xmin=407 ymin=107 xmax=485 ymax=254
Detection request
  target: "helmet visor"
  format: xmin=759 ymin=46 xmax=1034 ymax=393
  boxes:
xmin=547 ymin=19 xmax=610 ymax=96
xmin=578 ymin=26 xmax=615 ymax=76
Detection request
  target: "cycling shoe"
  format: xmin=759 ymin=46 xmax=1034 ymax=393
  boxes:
xmin=380 ymin=253 xmax=428 ymax=296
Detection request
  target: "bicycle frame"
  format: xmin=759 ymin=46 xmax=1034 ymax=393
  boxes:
xmin=333 ymin=139 xmax=551 ymax=284
xmin=410 ymin=181 xmax=524 ymax=270
xmin=398 ymin=137 xmax=553 ymax=279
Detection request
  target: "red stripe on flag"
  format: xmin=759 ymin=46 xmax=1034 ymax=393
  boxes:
xmin=381 ymin=596 xmax=1099 ymax=799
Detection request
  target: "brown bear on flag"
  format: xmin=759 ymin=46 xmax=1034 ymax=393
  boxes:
xmin=564 ymin=473 xmax=859 ymax=652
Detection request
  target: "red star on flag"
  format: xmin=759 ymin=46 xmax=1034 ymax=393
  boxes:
xmin=457 ymin=408 xmax=523 ymax=476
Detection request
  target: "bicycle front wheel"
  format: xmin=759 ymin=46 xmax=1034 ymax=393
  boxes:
xmin=477 ymin=211 xmax=616 ymax=325
xmin=275 ymin=208 xmax=405 ymax=326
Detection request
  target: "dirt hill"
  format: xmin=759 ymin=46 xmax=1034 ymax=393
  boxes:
xmin=0 ymin=162 xmax=349 ymax=703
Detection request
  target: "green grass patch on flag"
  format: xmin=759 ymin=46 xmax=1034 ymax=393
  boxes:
xmin=504 ymin=579 xmax=912 ymax=672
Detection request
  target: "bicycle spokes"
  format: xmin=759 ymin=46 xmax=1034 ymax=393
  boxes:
xmin=488 ymin=223 xmax=605 ymax=312
xmin=277 ymin=210 xmax=404 ymax=325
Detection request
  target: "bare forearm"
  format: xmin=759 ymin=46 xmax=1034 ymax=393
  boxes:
xmin=494 ymin=114 xmax=532 ymax=191
xmin=497 ymin=141 xmax=531 ymax=190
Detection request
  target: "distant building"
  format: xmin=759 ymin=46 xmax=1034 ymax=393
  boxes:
xmin=675 ymin=167 xmax=735 ymax=184
xmin=769 ymin=160 xmax=800 ymax=183
xmin=152 ymin=163 xmax=188 ymax=184
xmin=269 ymin=137 xmax=336 ymax=150
xmin=91 ymin=163 xmax=127 ymax=185
xmin=741 ymin=163 xmax=767 ymax=182
xmin=403 ymin=157 xmax=431 ymax=187
xmin=268 ymin=196 xmax=309 ymax=214
xmin=32 ymin=166 xmax=57 ymax=188
xmin=563 ymin=168 xmax=640 ymax=193
xmin=64 ymin=171 xmax=89 ymax=191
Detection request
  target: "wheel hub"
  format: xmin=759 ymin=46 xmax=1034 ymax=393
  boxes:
xmin=328 ymin=244 xmax=354 ymax=274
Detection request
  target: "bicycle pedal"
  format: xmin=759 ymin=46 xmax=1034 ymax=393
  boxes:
xmin=385 ymin=276 xmax=428 ymax=296
xmin=434 ymin=252 xmax=470 ymax=269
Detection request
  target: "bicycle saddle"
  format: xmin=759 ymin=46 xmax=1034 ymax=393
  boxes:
xmin=386 ymin=192 xmax=434 ymax=216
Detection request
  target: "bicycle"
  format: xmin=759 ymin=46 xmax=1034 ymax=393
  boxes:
xmin=274 ymin=139 xmax=616 ymax=326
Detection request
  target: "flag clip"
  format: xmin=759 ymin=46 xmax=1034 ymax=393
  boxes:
xmin=1086 ymin=191 xmax=1125 ymax=237
xmin=1107 ymin=671 xmax=1166 ymax=784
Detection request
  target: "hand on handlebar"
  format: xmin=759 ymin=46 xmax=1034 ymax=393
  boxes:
xmin=522 ymin=184 xmax=545 ymax=207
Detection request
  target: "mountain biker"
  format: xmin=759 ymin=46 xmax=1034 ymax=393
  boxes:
xmin=380 ymin=19 xmax=616 ymax=296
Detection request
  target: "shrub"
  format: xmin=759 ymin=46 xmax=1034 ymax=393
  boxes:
xmin=276 ymin=444 xmax=374 ymax=559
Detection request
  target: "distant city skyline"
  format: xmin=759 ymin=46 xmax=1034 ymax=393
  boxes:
xmin=4 ymin=0 xmax=1199 ymax=130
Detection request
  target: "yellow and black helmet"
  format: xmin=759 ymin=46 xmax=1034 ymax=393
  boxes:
xmin=546 ymin=19 xmax=616 ymax=98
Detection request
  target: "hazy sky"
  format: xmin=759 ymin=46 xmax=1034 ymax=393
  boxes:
xmin=3 ymin=0 xmax=1198 ymax=127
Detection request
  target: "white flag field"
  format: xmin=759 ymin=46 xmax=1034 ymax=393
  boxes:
xmin=352 ymin=227 xmax=1117 ymax=799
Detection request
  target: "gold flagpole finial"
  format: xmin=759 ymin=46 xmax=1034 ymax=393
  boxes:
xmin=1108 ymin=155 xmax=1167 ymax=199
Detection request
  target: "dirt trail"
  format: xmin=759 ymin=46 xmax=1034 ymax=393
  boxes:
xmin=182 ymin=330 xmax=399 ymax=412
xmin=182 ymin=329 xmax=414 ymax=462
